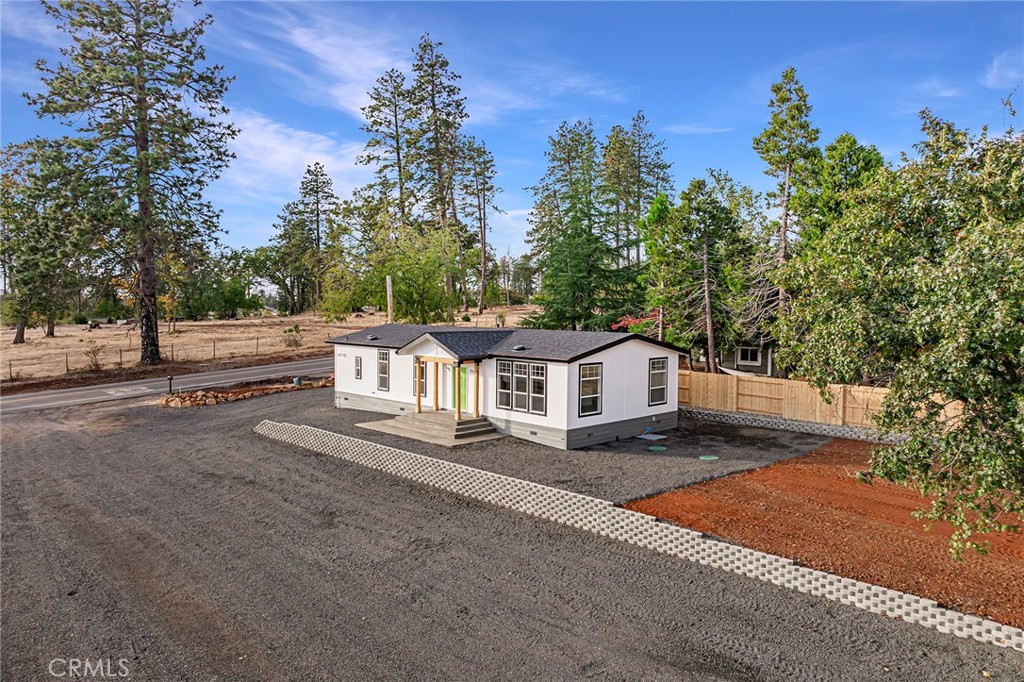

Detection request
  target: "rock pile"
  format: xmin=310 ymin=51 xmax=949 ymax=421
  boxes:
xmin=160 ymin=375 xmax=334 ymax=408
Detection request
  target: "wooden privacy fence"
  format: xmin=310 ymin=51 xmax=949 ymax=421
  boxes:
xmin=678 ymin=370 xmax=889 ymax=428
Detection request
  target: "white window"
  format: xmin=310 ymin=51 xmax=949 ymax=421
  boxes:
xmin=649 ymin=357 xmax=668 ymax=406
xmin=498 ymin=360 xmax=545 ymax=414
xmin=738 ymin=347 xmax=761 ymax=366
xmin=579 ymin=363 xmax=602 ymax=417
xmin=377 ymin=350 xmax=389 ymax=391
xmin=355 ymin=356 xmax=362 ymax=380
xmin=497 ymin=360 xmax=512 ymax=409
xmin=412 ymin=360 xmax=426 ymax=397
xmin=530 ymin=364 xmax=546 ymax=414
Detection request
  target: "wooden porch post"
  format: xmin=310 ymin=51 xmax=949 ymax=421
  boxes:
xmin=433 ymin=361 xmax=439 ymax=411
xmin=415 ymin=357 xmax=422 ymax=414
xmin=473 ymin=361 xmax=480 ymax=418
xmin=455 ymin=363 xmax=462 ymax=421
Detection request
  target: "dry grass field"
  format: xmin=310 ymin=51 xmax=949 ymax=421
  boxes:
xmin=0 ymin=306 xmax=537 ymax=382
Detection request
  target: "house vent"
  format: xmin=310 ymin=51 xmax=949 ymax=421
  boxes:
xmin=366 ymin=334 xmax=378 ymax=340
xmin=513 ymin=344 xmax=526 ymax=351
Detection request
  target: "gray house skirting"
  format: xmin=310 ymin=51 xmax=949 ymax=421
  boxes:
xmin=335 ymin=391 xmax=416 ymax=415
xmin=678 ymin=406 xmax=898 ymax=443
xmin=254 ymin=420 xmax=1023 ymax=652
xmin=337 ymin=390 xmax=677 ymax=450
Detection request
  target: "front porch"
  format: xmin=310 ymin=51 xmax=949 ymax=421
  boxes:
xmin=355 ymin=409 xmax=502 ymax=447
xmin=411 ymin=353 xmax=483 ymax=420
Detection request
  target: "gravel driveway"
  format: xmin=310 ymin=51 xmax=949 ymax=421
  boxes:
xmin=3 ymin=388 xmax=1019 ymax=681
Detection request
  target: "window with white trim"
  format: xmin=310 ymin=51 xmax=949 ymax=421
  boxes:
xmin=497 ymin=361 xmax=512 ymax=409
xmin=649 ymin=357 xmax=668 ymax=406
xmin=355 ymin=356 xmax=362 ymax=380
xmin=377 ymin=350 xmax=389 ymax=391
xmin=738 ymin=347 xmax=761 ymax=365
xmin=497 ymin=360 xmax=545 ymax=414
xmin=579 ymin=363 xmax=602 ymax=417
xmin=412 ymin=360 xmax=426 ymax=397
xmin=530 ymin=364 xmax=546 ymax=414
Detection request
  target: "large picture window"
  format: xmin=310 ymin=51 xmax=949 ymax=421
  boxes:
xmin=579 ymin=363 xmax=602 ymax=417
xmin=355 ymin=356 xmax=362 ymax=380
xmin=377 ymin=350 xmax=389 ymax=391
xmin=497 ymin=360 xmax=545 ymax=414
xmin=649 ymin=357 xmax=668 ymax=406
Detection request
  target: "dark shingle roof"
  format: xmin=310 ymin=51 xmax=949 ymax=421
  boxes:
xmin=326 ymin=323 xmax=683 ymax=362
xmin=420 ymin=330 xmax=516 ymax=360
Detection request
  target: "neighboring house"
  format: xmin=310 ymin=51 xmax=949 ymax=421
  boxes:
xmin=718 ymin=345 xmax=782 ymax=377
xmin=327 ymin=323 xmax=684 ymax=449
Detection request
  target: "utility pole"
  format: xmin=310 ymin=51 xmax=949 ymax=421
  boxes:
xmin=385 ymin=275 xmax=395 ymax=323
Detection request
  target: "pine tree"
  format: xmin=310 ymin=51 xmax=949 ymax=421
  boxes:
xmin=358 ymin=68 xmax=419 ymax=229
xmin=298 ymin=162 xmax=340 ymax=305
xmin=458 ymin=137 xmax=500 ymax=313
xmin=29 ymin=0 xmax=236 ymax=364
xmin=526 ymin=120 xmax=630 ymax=330
xmin=627 ymin=111 xmax=674 ymax=264
xmin=752 ymin=67 xmax=819 ymax=315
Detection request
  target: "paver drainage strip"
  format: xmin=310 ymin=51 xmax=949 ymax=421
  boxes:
xmin=254 ymin=420 xmax=1024 ymax=652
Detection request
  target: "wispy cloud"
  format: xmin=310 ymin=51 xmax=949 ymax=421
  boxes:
xmin=211 ymin=4 xmax=408 ymax=119
xmin=0 ymin=1 xmax=68 ymax=49
xmin=665 ymin=123 xmax=732 ymax=135
xmin=914 ymin=76 xmax=964 ymax=99
xmin=983 ymin=48 xmax=1024 ymax=90
xmin=213 ymin=109 xmax=370 ymax=205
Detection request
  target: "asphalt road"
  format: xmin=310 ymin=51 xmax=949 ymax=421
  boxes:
xmin=0 ymin=356 xmax=334 ymax=414
xmin=2 ymin=389 xmax=1019 ymax=681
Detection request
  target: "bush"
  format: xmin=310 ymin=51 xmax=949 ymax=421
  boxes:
xmin=283 ymin=324 xmax=302 ymax=348
xmin=461 ymin=313 xmax=471 ymax=322
xmin=72 ymin=313 xmax=88 ymax=325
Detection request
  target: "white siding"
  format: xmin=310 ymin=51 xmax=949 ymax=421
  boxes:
xmin=566 ymin=342 xmax=679 ymax=430
xmin=334 ymin=345 xmax=417 ymax=407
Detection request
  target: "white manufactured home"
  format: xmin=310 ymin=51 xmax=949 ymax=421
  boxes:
xmin=327 ymin=324 xmax=683 ymax=449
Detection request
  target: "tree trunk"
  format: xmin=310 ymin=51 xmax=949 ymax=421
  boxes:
xmin=134 ymin=10 xmax=161 ymax=365
xmin=13 ymin=323 xmax=25 ymax=344
xmin=45 ymin=319 xmax=55 ymax=337
xmin=703 ymin=237 xmax=718 ymax=374
xmin=477 ymin=201 xmax=487 ymax=315
xmin=778 ymin=163 xmax=792 ymax=313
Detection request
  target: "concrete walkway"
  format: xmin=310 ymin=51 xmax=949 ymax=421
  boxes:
xmin=255 ymin=419 xmax=1024 ymax=653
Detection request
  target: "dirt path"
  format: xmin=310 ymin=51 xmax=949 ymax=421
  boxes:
xmin=624 ymin=439 xmax=1024 ymax=629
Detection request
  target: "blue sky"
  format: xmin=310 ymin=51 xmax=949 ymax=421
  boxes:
xmin=2 ymin=1 xmax=1022 ymax=256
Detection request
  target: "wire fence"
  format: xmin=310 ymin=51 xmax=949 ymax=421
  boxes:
xmin=3 ymin=335 xmax=334 ymax=381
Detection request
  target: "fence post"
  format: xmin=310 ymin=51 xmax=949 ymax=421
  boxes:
xmin=731 ymin=374 xmax=739 ymax=412
xmin=66 ymin=353 xmax=70 ymax=374
xmin=119 ymin=349 xmax=123 ymax=366
xmin=213 ymin=340 xmax=216 ymax=360
xmin=8 ymin=359 xmax=12 ymax=380
xmin=171 ymin=344 xmax=174 ymax=361
xmin=255 ymin=337 xmax=259 ymax=355
xmin=838 ymin=385 xmax=847 ymax=425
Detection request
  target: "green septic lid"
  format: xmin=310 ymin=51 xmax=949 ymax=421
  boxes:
xmin=648 ymin=445 xmax=668 ymax=452
xmin=699 ymin=455 xmax=719 ymax=461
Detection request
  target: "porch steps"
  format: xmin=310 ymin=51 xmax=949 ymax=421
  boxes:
xmin=356 ymin=410 xmax=502 ymax=447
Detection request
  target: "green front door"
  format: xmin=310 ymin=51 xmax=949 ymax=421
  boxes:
xmin=452 ymin=366 xmax=468 ymax=409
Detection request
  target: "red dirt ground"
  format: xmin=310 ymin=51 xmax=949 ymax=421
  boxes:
xmin=624 ymin=439 xmax=1024 ymax=629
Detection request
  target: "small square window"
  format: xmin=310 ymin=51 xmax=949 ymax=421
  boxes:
xmin=738 ymin=347 xmax=761 ymax=366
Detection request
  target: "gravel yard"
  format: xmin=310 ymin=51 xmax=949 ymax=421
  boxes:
xmin=3 ymin=388 xmax=1020 ymax=680
xmin=294 ymin=396 xmax=830 ymax=503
